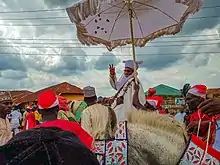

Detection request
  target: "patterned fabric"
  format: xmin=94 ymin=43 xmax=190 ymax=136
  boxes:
xmin=92 ymin=121 xmax=128 ymax=165
xmin=189 ymin=110 xmax=216 ymax=146
xmin=75 ymin=101 xmax=88 ymax=122
xmin=179 ymin=134 xmax=220 ymax=165
xmin=0 ymin=118 xmax=12 ymax=146
xmin=57 ymin=110 xmax=77 ymax=122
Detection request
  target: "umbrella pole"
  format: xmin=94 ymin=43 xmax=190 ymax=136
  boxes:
xmin=127 ymin=0 xmax=138 ymax=84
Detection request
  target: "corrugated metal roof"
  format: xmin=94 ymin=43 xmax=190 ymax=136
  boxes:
xmin=145 ymin=84 xmax=181 ymax=96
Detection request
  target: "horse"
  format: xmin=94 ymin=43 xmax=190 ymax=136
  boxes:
xmin=80 ymin=104 xmax=188 ymax=165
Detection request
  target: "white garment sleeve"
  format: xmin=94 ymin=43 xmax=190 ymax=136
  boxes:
xmin=138 ymin=83 xmax=147 ymax=105
xmin=130 ymin=80 xmax=146 ymax=106
xmin=109 ymin=74 xmax=117 ymax=90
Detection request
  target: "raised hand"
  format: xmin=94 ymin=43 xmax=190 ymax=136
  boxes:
xmin=109 ymin=64 xmax=115 ymax=75
xmin=198 ymin=99 xmax=220 ymax=116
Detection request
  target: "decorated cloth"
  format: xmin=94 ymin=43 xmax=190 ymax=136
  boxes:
xmin=189 ymin=110 xmax=216 ymax=146
xmin=69 ymin=101 xmax=88 ymax=122
xmin=178 ymin=134 xmax=220 ymax=165
xmin=37 ymin=119 xmax=93 ymax=149
xmin=57 ymin=110 xmax=77 ymax=122
xmin=146 ymin=95 xmax=164 ymax=110
xmin=23 ymin=112 xmax=36 ymax=131
xmin=91 ymin=121 xmax=128 ymax=165
xmin=110 ymin=76 xmax=146 ymax=122
xmin=75 ymin=101 xmax=88 ymax=122
xmin=0 ymin=118 xmax=12 ymax=146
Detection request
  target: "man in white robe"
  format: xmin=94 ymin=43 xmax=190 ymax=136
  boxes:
xmin=109 ymin=60 xmax=146 ymax=122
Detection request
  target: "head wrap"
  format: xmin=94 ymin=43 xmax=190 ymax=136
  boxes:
xmin=57 ymin=96 xmax=69 ymax=111
xmin=123 ymin=60 xmax=143 ymax=70
xmin=148 ymin=88 xmax=156 ymax=96
xmin=0 ymin=127 xmax=99 ymax=165
xmin=187 ymin=85 xmax=207 ymax=98
xmin=38 ymin=90 xmax=59 ymax=110
xmin=83 ymin=86 xmax=96 ymax=98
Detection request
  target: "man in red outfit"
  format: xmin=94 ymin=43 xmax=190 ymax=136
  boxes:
xmin=23 ymin=105 xmax=36 ymax=131
xmin=186 ymin=85 xmax=216 ymax=146
xmin=36 ymin=90 xmax=93 ymax=149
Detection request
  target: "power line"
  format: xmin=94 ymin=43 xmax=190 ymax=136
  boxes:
xmin=0 ymin=52 xmax=219 ymax=57
xmin=1 ymin=15 xmax=220 ymax=21
xmin=0 ymin=34 xmax=219 ymax=40
xmin=1 ymin=38 xmax=220 ymax=44
xmin=0 ymin=42 xmax=219 ymax=49
xmin=0 ymin=5 xmax=219 ymax=14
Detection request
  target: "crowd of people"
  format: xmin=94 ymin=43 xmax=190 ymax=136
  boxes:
xmin=0 ymin=60 xmax=220 ymax=164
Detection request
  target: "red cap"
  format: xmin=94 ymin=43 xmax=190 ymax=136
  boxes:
xmin=148 ymin=88 xmax=156 ymax=96
xmin=38 ymin=90 xmax=59 ymax=110
xmin=188 ymin=85 xmax=207 ymax=98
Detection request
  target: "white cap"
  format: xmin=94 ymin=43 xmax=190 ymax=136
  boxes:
xmin=123 ymin=60 xmax=143 ymax=70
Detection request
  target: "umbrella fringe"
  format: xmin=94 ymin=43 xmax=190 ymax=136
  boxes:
xmin=66 ymin=0 xmax=203 ymax=50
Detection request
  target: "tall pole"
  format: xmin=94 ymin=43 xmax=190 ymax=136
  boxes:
xmin=127 ymin=0 xmax=138 ymax=84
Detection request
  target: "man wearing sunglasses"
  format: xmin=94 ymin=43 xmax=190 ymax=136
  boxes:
xmin=109 ymin=60 xmax=146 ymax=122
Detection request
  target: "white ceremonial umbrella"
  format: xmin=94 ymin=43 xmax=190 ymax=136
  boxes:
xmin=66 ymin=0 xmax=203 ymax=83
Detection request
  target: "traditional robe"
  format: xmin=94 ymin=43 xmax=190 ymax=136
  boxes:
xmin=0 ymin=118 xmax=12 ymax=146
xmin=189 ymin=110 xmax=216 ymax=146
xmin=109 ymin=74 xmax=146 ymax=122
xmin=23 ymin=112 xmax=36 ymax=131
xmin=37 ymin=119 xmax=93 ymax=149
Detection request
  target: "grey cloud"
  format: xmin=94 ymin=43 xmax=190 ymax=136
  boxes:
xmin=135 ymin=45 xmax=183 ymax=70
xmin=0 ymin=77 xmax=33 ymax=89
xmin=0 ymin=53 xmax=27 ymax=72
xmin=1 ymin=70 xmax=27 ymax=80
xmin=25 ymin=48 xmax=88 ymax=76
xmin=180 ymin=0 xmax=220 ymax=34
xmin=95 ymin=52 xmax=120 ymax=70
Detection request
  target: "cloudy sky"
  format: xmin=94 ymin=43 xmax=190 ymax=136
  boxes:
xmin=0 ymin=0 xmax=220 ymax=96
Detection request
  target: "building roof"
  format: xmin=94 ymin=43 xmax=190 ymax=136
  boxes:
xmin=14 ymin=82 xmax=83 ymax=105
xmin=207 ymin=88 xmax=220 ymax=95
xmin=0 ymin=90 xmax=33 ymax=103
xmin=145 ymin=84 xmax=181 ymax=96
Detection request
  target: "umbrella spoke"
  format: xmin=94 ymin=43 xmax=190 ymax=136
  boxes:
xmin=131 ymin=3 xmax=144 ymax=38
xmin=134 ymin=1 xmax=179 ymax=23
xmin=108 ymin=3 xmax=127 ymax=40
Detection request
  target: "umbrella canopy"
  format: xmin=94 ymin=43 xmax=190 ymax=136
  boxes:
xmin=66 ymin=0 xmax=202 ymax=51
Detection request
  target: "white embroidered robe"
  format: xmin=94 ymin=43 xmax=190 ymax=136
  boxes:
xmin=109 ymin=75 xmax=146 ymax=122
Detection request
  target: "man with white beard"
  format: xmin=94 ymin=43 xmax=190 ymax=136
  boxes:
xmin=109 ymin=60 xmax=146 ymax=122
